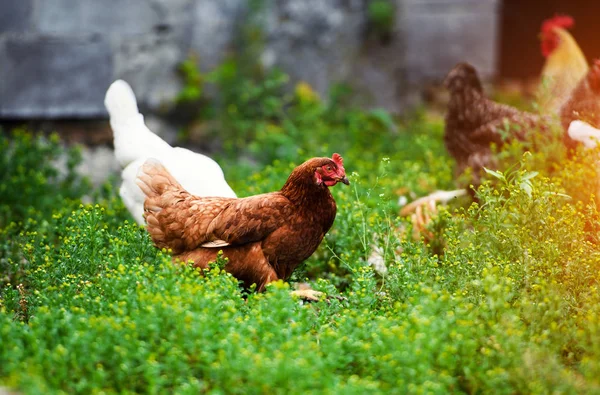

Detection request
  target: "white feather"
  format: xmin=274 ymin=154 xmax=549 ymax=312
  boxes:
xmin=399 ymin=189 xmax=467 ymax=216
xmin=568 ymin=120 xmax=600 ymax=149
xmin=105 ymin=79 xmax=237 ymax=225
xmin=201 ymin=240 xmax=230 ymax=248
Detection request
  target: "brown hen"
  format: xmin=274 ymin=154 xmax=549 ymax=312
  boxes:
xmin=137 ymin=154 xmax=349 ymax=292
xmin=400 ymin=63 xmax=546 ymax=225
xmin=444 ymin=62 xmax=544 ymax=188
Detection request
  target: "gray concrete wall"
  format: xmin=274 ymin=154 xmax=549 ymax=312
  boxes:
xmin=0 ymin=0 xmax=500 ymax=118
xmin=400 ymin=0 xmax=500 ymax=83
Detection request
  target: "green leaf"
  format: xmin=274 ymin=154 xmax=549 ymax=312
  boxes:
xmin=520 ymin=171 xmax=539 ymax=181
xmin=519 ymin=181 xmax=533 ymax=197
xmin=484 ymin=167 xmax=505 ymax=180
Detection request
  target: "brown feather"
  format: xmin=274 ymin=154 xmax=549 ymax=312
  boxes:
xmin=444 ymin=63 xmax=547 ymax=189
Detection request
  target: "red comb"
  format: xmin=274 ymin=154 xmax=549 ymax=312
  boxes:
xmin=332 ymin=153 xmax=344 ymax=168
xmin=541 ymin=14 xmax=574 ymax=34
xmin=540 ymin=14 xmax=574 ymax=57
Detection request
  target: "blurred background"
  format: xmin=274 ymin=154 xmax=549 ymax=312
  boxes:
xmin=0 ymin=0 xmax=597 ymax=183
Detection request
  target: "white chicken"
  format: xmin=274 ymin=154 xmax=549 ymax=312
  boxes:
xmin=104 ymin=80 xmax=236 ymax=224
xmin=568 ymin=120 xmax=600 ymax=149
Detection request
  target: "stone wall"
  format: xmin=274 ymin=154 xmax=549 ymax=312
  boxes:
xmin=0 ymin=0 xmax=500 ymax=118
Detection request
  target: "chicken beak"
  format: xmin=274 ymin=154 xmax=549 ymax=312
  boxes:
xmin=340 ymin=176 xmax=350 ymax=185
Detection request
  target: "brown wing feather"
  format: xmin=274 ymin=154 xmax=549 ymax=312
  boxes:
xmin=137 ymin=159 xmax=292 ymax=253
xmin=137 ymin=160 xmax=235 ymax=253
xmin=205 ymin=193 xmax=292 ymax=246
xmin=470 ymin=110 xmax=539 ymax=144
xmin=147 ymin=194 xmax=235 ymax=254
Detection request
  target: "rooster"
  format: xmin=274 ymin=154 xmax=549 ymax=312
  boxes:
xmin=136 ymin=154 xmax=349 ymax=294
xmin=537 ymin=14 xmax=589 ymax=116
xmin=104 ymin=80 xmax=236 ymax=225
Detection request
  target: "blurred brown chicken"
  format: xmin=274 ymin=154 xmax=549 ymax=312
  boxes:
xmin=444 ymin=62 xmax=544 ymax=189
xmin=402 ymin=44 xmax=594 ymax=244
xmin=399 ymin=63 xmax=546 ymax=229
xmin=137 ymin=154 xmax=349 ymax=294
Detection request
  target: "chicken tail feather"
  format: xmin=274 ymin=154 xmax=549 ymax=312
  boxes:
xmin=104 ymin=80 xmax=139 ymax=126
xmin=136 ymin=159 xmax=184 ymax=198
xmin=105 ymin=80 xmax=172 ymax=168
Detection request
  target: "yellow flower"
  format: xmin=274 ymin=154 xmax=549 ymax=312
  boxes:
xmin=295 ymin=81 xmax=320 ymax=104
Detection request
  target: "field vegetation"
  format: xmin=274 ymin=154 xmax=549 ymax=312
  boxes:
xmin=1 ymin=62 xmax=600 ymax=393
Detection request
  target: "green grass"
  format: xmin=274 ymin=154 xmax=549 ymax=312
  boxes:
xmin=2 ymin=69 xmax=600 ymax=393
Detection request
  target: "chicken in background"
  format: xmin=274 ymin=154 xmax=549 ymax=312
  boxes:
xmin=389 ymin=14 xmax=590 ymax=263
xmin=561 ymin=59 xmax=600 ymax=135
xmin=397 ymin=62 xmax=547 ymax=237
xmin=568 ymin=120 xmax=600 ymax=149
xmin=443 ymin=62 xmax=545 ymax=189
xmin=567 ymin=61 xmax=600 ymax=147
xmin=104 ymin=80 xmax=236 ymax=224
xmin=136 ymin=154 xmax=349 ymax=299
xmin=564 ymin=61 xmax=600 ymax=206
xmin=537 ymin=14 xmax=589 ymax=116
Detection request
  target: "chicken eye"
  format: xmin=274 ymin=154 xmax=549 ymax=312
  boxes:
xmin=325 ymin=166 xmax=332 ymax=171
